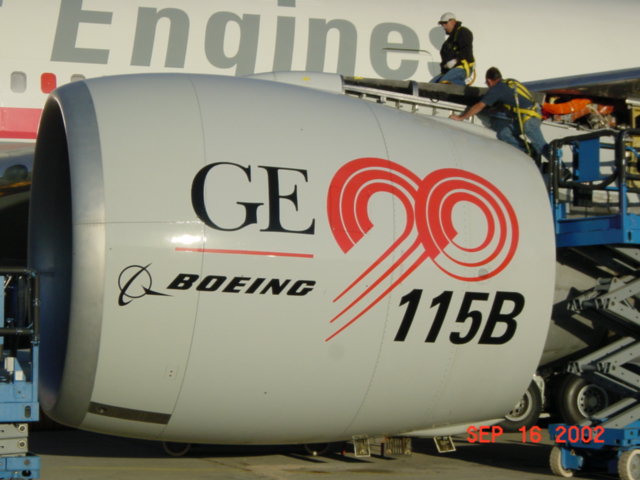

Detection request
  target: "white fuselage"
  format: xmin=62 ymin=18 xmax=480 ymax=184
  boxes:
xmin=1 ymin=0 xmax=638 ymax=126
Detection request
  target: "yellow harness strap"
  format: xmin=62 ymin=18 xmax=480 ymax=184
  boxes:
xmin=454 ymin=59 xmax=475 ymax=78
xmin=450 ymin=27 xmax=475 ymax=79
xmin=504 ymin=79 xmax=542 ymax=121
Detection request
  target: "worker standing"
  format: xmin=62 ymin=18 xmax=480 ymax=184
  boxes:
xmin=431 ymin=12 xmax=475 ymax=86
xmin=450 ymin=67 xmax=549 ymax=160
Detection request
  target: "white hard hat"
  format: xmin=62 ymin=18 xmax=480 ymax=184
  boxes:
xmin=439 ymin=12 xmax=457 ymax=24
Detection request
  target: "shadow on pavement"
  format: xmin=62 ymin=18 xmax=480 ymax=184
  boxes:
xmin=30 ymin=429 xmax=617 ymax=479
xmin=30 ymin=429 xmax=349 ymax=460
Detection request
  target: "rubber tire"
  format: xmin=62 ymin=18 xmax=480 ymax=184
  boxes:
xmin=162 ymin=442 xmax=191 ymax=457
xmin=499 ymin=380 xmax=542 ymax=432
xmin=619 ymin=449 xmax=640 ymax=480
xmin=304 ymin=443 xmax=332 ymax=456
xmin=550 ymin=446 xmax=574 ymax=478
xmin=557 ymin=374 xmax=609 ymax=425
xmin=302 ymin=442 xmax=345 ymax=457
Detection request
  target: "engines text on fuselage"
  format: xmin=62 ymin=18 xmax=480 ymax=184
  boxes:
xmin=51 ymin=0 xmax=425 ymax=79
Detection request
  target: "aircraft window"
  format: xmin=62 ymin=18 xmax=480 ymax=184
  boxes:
xmin=41 ymin=73 xmax=57 ymax=93
xmin=70 ymin=74 xmax=86 ymax=82
xmin=10 ymin=72 xmax=26 ymax=93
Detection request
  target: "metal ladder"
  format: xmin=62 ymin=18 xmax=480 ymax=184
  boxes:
xmin=342 ymin=77 xmax=477 ymax=120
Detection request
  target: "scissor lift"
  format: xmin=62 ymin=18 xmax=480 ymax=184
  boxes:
xmin=547 ymin=129 xmax=640 ymax=479
xmin=0 ymin=269 xmax=40 ymax=480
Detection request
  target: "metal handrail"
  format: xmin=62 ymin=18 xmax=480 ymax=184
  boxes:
xmin=549 ymin=128 xmax=640 ymax=217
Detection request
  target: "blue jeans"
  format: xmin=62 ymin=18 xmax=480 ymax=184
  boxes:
xmin=489 ymin=115 xmax=549 ymax=160
xmin=430 ymin=67 xmax=467 ymax=86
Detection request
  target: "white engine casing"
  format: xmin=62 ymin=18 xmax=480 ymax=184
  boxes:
xmin=29 ymin=74 xmax=555 ymax=443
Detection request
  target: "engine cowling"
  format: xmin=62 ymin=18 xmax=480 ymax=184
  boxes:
xmin=29 ymin=73 xmax=555 ymax=444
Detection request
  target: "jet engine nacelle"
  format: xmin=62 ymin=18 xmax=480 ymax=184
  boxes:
xmin=29 ymin=73 xmax=555 ymax=444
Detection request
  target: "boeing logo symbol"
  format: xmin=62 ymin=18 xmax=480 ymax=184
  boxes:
xmin=118 ymin=264 xmax=170 ymax=306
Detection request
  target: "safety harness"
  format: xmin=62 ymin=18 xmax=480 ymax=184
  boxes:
xmin=455 ymin=59 xmax=475 ymax=79
xmin=504 ymin=79 xmax=542 ymax=122
xmin=504 ymin=79 xmax=542 ymax=156
xmin=440 ymin=24 xmax=475 ymax=82
xmin=451 ymin=27 xmax=475 ymax=79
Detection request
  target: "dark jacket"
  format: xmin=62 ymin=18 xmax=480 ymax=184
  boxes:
xmin=440 ymin=22 xmax=474 ymax=73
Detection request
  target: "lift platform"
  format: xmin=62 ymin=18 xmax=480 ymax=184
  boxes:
xmin=547 ymin=129 xmax=640 ymax=479
xmin=549 ymin=422 xmax=640 ymax=479
xmin=550 ymin=129 xmax=640 ymax=247
xmin=334 ymin=78 xmax=640 ymax=478
xmin=0 ymin=269 xmax=40 ymax=480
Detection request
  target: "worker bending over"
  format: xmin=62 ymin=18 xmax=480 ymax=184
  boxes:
xmin=450 ymin=67 xmax=549 ymax=160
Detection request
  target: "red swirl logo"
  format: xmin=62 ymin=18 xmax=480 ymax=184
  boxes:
xmin=326 ymin=158 xmax=519 ymax=341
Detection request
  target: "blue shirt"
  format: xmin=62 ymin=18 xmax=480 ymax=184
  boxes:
xmin=481 ymin=81 xmax=535 ymax=110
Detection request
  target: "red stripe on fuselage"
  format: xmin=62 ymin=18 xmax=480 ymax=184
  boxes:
xmin=0 ymin=108 xmax=41 ymax=140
